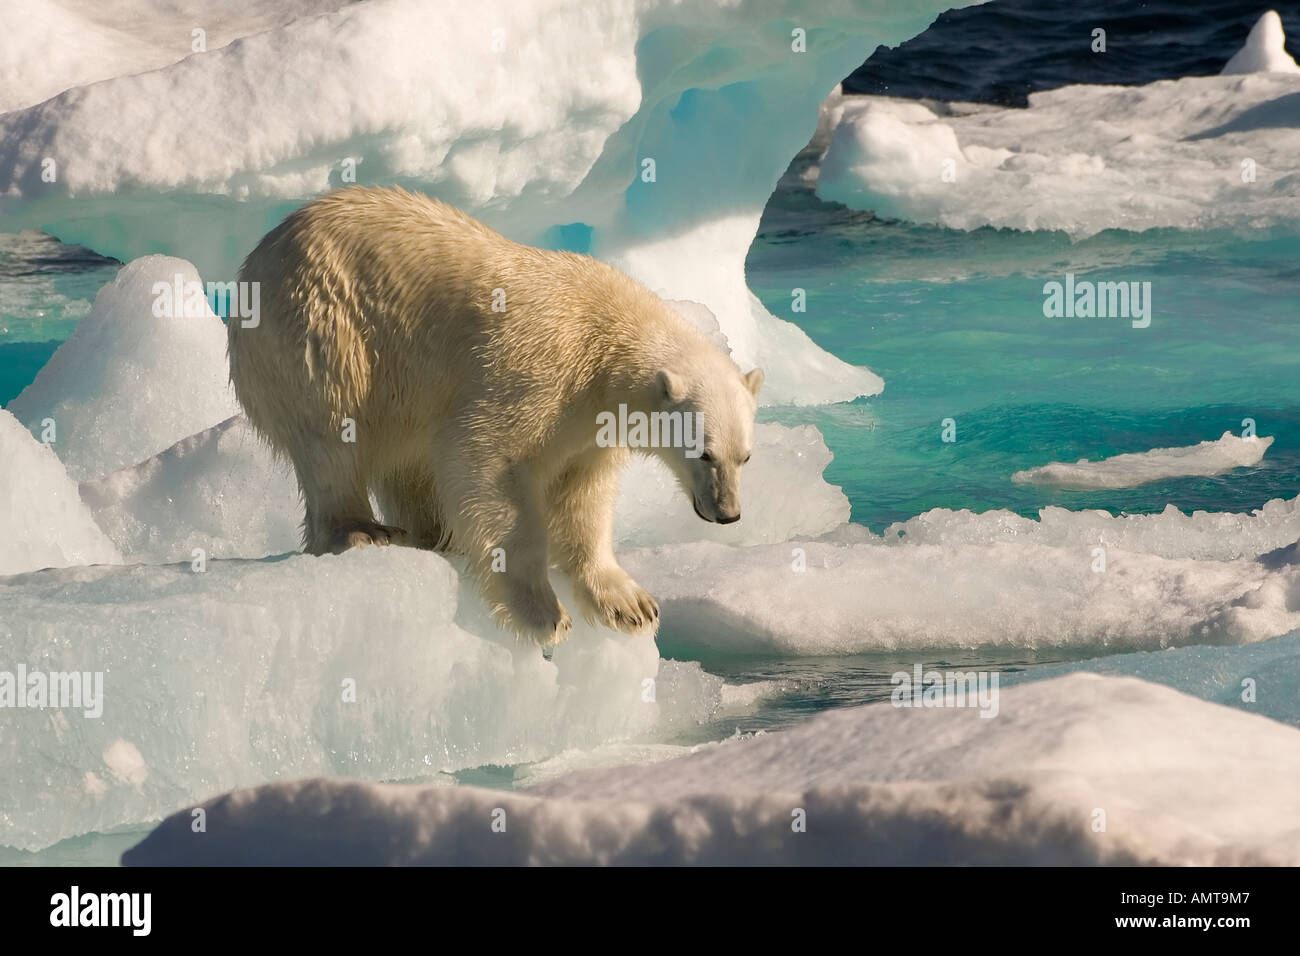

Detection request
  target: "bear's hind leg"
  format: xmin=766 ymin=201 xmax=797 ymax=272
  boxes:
xmin=375 ymin=462 xmax=449 ymax=550
xmin=547 ymin=448 xmax=659 ymax=635
xmin=294 ymin=447 xmax=405 ymax=555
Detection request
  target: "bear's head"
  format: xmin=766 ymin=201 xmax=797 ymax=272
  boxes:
xmin=651 ymin=358 xmax=763 ymax=525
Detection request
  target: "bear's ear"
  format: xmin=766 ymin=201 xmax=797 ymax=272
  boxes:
xmin=655 ymin=369 xmax=688 ymax=405
xmin=743 ymin=367 xmax=764 ymax=399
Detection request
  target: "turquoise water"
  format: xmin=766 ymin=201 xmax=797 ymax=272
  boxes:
xmin=749 ymin=189 xmax=1300 ymax=530
xmin=0 ymin=232 xmax=118 ymax=404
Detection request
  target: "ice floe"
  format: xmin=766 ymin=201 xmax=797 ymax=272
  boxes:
xmin=121 ymin=674 xmax=1300 ymax=865
xmin=1012 ymin=432 xmax=1274 ymax=490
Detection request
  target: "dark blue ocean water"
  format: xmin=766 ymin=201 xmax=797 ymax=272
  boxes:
xmin=849 ymin=0 xmax=1300 ymax=105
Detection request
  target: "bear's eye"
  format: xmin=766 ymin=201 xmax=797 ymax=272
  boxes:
xmin=699 ymin=451 xmax=714 ymax=463
xmin=742 ymin=452 xmax=751 ymax=464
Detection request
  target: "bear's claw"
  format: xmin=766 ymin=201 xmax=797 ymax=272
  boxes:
xmin=325 ymin=522 xmax=409 ymax=554
xmin=580 ymin=571 xmax=660 ymax=635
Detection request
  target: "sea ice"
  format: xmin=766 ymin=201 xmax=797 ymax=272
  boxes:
xmin=623 ymin=533 xmax=1300 ymax=655
xmin=811 ymin=13 xmax=1300 ymax=236
xmin=0 ymin=547 xmax=735 ymax=851
xmin=1007 ymin=630 xmax=1300 ymax=728
xmin=0 ymin=0 xmax=970 ymax=405
xmin=1011 ymin=432 xmax=1274 ymax=490
xmin=883 ymin=496 xmax=1300 ymax=562
xmin=121 ymin=674 xmax=1300 ymax=865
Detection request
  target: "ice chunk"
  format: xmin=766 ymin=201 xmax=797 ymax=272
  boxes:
xmin=80 ymin=415 xmax=301 ymax=564
xmin=1221 ymin=10 xmax=1300 ymax=75
xmin=1011 ymin=432 xmax=1274 ymax=490
xmin=122 ymin=675 xmax=1300 ymax=865
xmin=623 ymin=535 xmax=1300 ymax=655
xmin=812 ymin=55 xmax=1300 ymax=236
xmin=0 ymin=408 xmax=121 ymax=575
xmin=0 ymin=547 xmax=736 ymax=851
xmin=0 ymin=0 xmax=962 ymax=405
xmin=6 ymin=256 xmax=240 ymax=480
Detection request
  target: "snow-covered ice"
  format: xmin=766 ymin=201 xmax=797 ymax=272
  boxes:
xmin=811 ymin=12 xmax=1300 ymax=236
xmin=882 ymin=495 xmax=1300 ymax=562
xmin=79 ymin=415 xmax=302 ymax=564
xmin=624 ymin=533 xmax=1300 ymax=656
xmin=5 ymin=256 xmax=240 ymax=480
xmin=0 ymin=1 xmax=354 ymax=113
xmin=1011 ymin=432 xmax=1274 ymax=490
xmin=121 ymin=674 xmax=1300 ymax=865
xmin=0 ymin=231 xmax=1296 ymax=855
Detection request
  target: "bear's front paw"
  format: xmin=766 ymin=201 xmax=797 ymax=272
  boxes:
xmin=503 ymin=578 xmax=573 ymax=647
xmin=578 ymin=571 xmax=660 ymax=636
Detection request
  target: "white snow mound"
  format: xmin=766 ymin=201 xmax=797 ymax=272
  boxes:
xmin=6 ymin=256 xmax=240 ymax=480
xmin=121 ymin=674 xmax=1300 ymax=865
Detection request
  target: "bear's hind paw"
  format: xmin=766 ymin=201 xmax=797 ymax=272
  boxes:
xmin=501 ymin=581 xmax=572 ymax=647
xmin=324 ymin=522 xmax=409 ymax=554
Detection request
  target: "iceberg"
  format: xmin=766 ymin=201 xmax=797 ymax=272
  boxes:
xmin=0 ymin=0 xmax=977 ymax=405
xmin=121 ymin=674 xmax=1300 ymax=865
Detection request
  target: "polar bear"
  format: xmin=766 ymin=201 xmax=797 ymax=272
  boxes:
xmin=229 ymin=186 xmax=762 ymax=644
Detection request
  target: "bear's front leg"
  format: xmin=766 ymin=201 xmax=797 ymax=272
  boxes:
xmin=547 ymin=449 xmax=660 ymax=636
xmin=451 ymin=457 xmax=573 ymax=646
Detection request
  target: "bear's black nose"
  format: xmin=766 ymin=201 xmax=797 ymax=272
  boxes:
xmin=717 ymin=512 xmax=740 ymax=524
